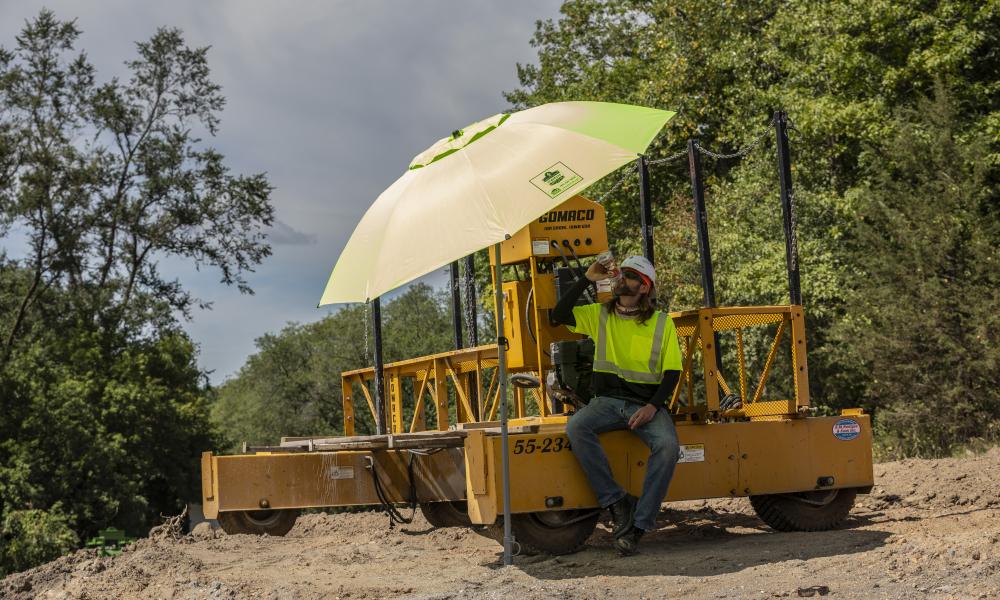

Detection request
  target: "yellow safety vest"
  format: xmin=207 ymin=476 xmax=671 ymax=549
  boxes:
xmin=569 ymin=304 xmax=682 ymax=384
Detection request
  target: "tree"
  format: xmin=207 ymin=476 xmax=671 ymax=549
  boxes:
xmin=0 ymin=504 xmax=77 ymax=576
xmin=0 ymin=10 xmax=273 ymax=574
xmin=506 ymin=0 xmax=999 ymax=443
xmin=211 ymin=284 xmax=455 ymax=447
xmin=0 ymin=303 xmax=220 ymax=573
xmin=833 ymin=89 xmax=1000 ymax=457
xmin=0 ymin=10 xmax=273 ymax=361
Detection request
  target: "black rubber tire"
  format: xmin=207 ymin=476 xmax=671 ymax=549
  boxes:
xmin=217 ymin=509 xmax=299 ymax=536
xmin=419 ymin=501 xmax=471 ymax=528
xmin=750 ymin=488 xmax=858 ymax=532
xmin=482 ymin=510 xmax=600 ymax=555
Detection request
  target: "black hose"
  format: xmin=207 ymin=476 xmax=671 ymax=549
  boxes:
xmin=551 ymin=241 xmax=596 ymax=303
xmin=565 ymin=243 xmax=599 ymax=300
xmin=549 ymin=240 xmax=574 ymax=269
xmin=366 ymin=453 xmax=418 ymax=528
xmin=523 ymin=287 xmax=551 ymax=356
xmin=525 ymin=287 xmax=535 ymax=342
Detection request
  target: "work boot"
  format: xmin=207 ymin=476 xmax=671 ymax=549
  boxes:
xmin=614 ymin=527 xmax=644 ymax=556
xmin=607 ymin=494 xmax=638 ymax=539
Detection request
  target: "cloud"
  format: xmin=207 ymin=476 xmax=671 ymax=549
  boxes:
xmin=0 ymin=0 xmax=564 ymax=384
xmin=268 ymin=220 xmax=316 ymax=246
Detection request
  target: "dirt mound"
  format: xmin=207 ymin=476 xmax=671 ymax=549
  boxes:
xmin=863 ymin=446 xmax=1000 ymax=512
xmin=4 ymin=448 xmax=999 ymax=599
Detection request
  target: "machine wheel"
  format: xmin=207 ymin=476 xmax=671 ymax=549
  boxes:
xmin=482 ymin=510 xmax=600 ymax=555
xmin=750 ymin=488 xmax=858 ymax=532
xmin=419 ymin=501 xmax=471 ymax=528
xmin=217 ymin=509 xmax=299 ymax=536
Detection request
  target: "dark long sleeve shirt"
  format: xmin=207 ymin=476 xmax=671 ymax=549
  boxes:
xmin=553 ymin=276 xmax=681 ymax=409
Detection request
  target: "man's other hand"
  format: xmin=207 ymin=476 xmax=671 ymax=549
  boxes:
xmin=628 ymin=404 xmax=658 ymax=429
xmin=585 ymin=261 xmax=608 ymax=282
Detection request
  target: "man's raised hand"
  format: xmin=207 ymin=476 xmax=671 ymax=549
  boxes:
xmin=585 ymin=261 xmax=609 ymax=282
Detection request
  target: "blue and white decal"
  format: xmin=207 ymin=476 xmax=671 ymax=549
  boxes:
xmin=832 ymin=418 xmax=862 ymax=441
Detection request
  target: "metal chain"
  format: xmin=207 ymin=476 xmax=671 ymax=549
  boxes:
xmin=462 ymin=262 xmax=476 ymax=346
xmin=446 ymin=264 xmax=455 ymax=325
xmin=449 ymin=262 xmax=476 ymax=346
xmin=788 ymin=189 xmax=800 ymax=271
xmin=364 ymin=300 xmax=371 ymax=366
xmin=646 ymin=147 xmax=689 ymax=165
xmin=594 ymin=163 xmax=638 ymax=204
xmin=695 ymin=118 xmax=775 ymax=160
xmin=594 ymin=116 xmax=779 ymax=201
xmin=783 ymin=113 xmax=805 ymax=271
xmin=594 ymin=147 xmax=687 ymax=204
xmin=786 ymin=115 xmax=801 ymax=135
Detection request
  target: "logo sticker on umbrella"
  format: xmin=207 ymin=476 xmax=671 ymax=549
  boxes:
xmin=531 ymin=162 xmax=582 ymax=198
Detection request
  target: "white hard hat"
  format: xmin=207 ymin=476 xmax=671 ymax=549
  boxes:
xmin=620 ymin=255 xmax=656 ymax=286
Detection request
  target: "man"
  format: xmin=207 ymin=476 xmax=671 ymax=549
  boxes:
xmin=552 ymin=255 xmax=682 ymax=556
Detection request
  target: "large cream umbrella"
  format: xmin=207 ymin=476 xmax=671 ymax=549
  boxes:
xmin=320 ymin=102 xmax=674 ymax=304
xmin=320 ymin=101 xmax=674 ymax=565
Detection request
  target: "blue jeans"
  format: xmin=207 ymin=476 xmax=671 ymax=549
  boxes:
xmin=566 ymin=396 xmax=680 ymax=532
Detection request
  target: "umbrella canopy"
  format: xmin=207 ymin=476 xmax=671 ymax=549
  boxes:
xmin=319 ymin=101 xmax=675 ymax=305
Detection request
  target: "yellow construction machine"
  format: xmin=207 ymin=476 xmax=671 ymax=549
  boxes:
xmin=201 ymin=113 xmax=874 ymax=554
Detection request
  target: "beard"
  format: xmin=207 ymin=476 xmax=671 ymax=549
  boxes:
xmin=613 ymin=281 xmax=638 ymax=297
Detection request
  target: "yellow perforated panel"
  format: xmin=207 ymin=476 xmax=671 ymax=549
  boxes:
xmin=740 ymin=399 xmax=796 ymax=418
xmin=454 ymin=359 xmax=489 ymax=373
xmin=675 ymin=324 xmax=697 ymax=337
xmin=712 ymin=313 xmax=784 ymax=332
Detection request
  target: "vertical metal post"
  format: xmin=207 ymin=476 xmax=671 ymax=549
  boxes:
xmin=493 ymin=243 xmax=513 ymax=566
xmin=774 ymin=111 xmax=803 ymax=305
xmin=688 ymin=140 xmax=717 ymax=307
xmin=463 ymin=254 xmax=480 ymax=419
xmin=450 ymin=262 xmax=464 ymax=349
xmin=371 ymin=297 xmax=387 ymax=435
xmin=689 ymin=140 xmax=723 ymax=374
xmin=464 ymin=254 xmax=479 ymax=347
xmin=637 ymin=156 xmax=654 ymax=264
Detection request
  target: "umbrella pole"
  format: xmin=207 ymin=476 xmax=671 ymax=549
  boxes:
xmin=372 ymin=296 xmax=387 ymax=435
xmin=493 ymin=242 xmax=513 ymax=566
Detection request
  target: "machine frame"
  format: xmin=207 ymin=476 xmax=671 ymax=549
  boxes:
xmin=201 ymin=111 xmax=874 ymax=553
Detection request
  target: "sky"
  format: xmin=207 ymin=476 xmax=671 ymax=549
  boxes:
xmin=0 ymin=0 xmax=565 ymax=384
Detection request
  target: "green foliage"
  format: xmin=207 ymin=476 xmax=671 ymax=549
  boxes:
xmin=507 ymin=0 xmax=999 ymax=454
xmin=834 ymin=90 xmax=1000 ymax=458
xmin=0 ymin=298 xmax=221 ymax=557
xmin=0 ymin=10 xmax=271 ymax=575
xmin=0 ymin=504 xmax=78 ymax=577
xmin=0 ymin=9 xmax=274 ymax=359
xmin=211 ymin=284 xmax=455 ymax=446
xmin=209 ymin=1 xmax=999 ymax=459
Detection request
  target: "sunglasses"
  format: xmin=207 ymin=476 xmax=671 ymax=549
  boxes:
xmin=622 ymin=270 xmax=643 ymax=282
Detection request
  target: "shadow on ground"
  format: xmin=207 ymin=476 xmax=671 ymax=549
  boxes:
xmin=486 ymin=505 xmax=892 ymax=579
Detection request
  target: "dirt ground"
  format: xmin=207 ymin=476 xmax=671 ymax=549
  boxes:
xmin=4 ymin=447 xmax=999 ymax=600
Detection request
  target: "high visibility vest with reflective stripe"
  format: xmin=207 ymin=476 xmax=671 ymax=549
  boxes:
xmin=569 ymin=304 xmax=682 ymax=384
